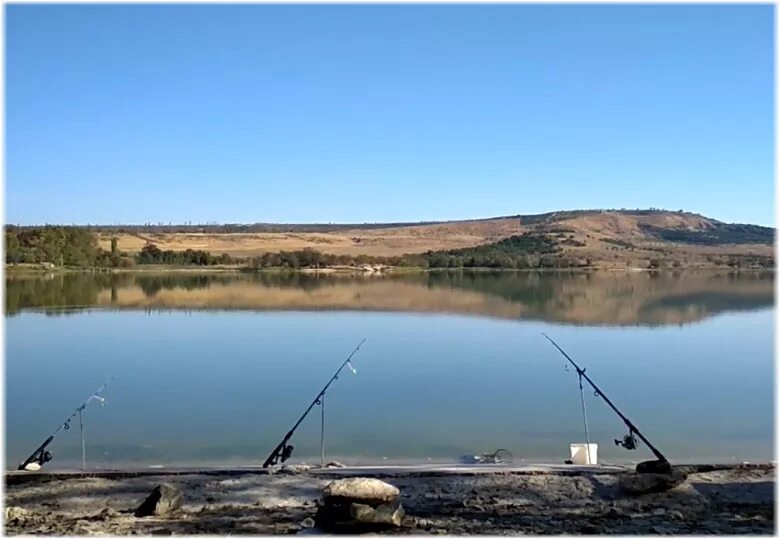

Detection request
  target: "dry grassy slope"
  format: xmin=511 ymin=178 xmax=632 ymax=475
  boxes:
xmin=97 ymin=211 xmax=772 ymax=262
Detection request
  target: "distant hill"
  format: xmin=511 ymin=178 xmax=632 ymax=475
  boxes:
xmin=70 ymin=208 xmax=773 ymax=241
xmin=7 ymin=209 xmax=775 ymax=270
xmin=54 ymin=208 xmax=772 ymax=237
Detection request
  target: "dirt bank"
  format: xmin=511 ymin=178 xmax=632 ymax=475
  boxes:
xmin=4 ymin=464 xmax=774 ymax=535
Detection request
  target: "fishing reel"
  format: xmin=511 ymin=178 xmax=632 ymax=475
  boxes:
xmin=281 ymin=443 xmax=294 ymax=463
xmin=267 ymin=442 xmax=295 ymax=466
xmin=614 ymin=432 xmax=638 ymax=451
xmin=37 ymin=451 xmax=53 ymax=465
xmin=20 ymin=450 xmax=52 ymax=471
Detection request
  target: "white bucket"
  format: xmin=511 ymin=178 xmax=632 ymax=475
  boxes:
xmin=569 ymin=443 xmax=598 ymax=465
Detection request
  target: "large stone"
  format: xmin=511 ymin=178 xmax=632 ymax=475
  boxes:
xmin=316 ymin=500 xmax=404 ymax=531
xmin=636 ymin=459 xmax=673 ymax=474
xmin=351 ymin=500 xmax=404 ymax=527
xmin=5 ymin=506 xmax=29 ymax=524
xmin=134 ymin=484 xmax=183 ymax=517
xmin=619 ymin=471 xmax=688 ymax=495
xmin=317 ymin=478 xmax=404 ymax=532
xmin=322 ymin=477 xmax=400 ymax=506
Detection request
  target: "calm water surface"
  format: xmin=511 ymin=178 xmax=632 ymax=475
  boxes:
xmin=5 ymin=270 xmax=774 ymax=469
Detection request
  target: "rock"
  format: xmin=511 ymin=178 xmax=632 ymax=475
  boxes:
xmin=462 ymin=498 xmax=485 ymax=510
xmin=619 ymin=471 xmax=688 ymax=495
xmin=134 ymin=484 xmax=183 ymax=517
xmin=279 ymin=464 xmax=312 ymax=475
xmin=5 ymin=506 xmax=29 ymax=523
xmin=88 ymin=507 xmax=120 ymax=521
xmin=301 ymin=517 xmax=315 ymax=529
xmin=322 ymin=478 xmax=400 ymax=506
xmin=653 ymin=508 xmax=667 ymax=516
xmin=351 ymin=501 xmax=404 ymax=527
xmin=102 ymin=507 xmax=120 ymax=519
xmin=315 ymin=500 xmax=404 ymax=531
xmin=636 ymin=459 xmax=673 ymax=474
xmin=317 ymin=478 xmax=404 ymax=532
xmin=326 ymin=461 xmax=346 ymax=468
xmin=72 ymin=521 xmax=92 ymax=535
xmin=668 ymin=510 xmax=684 ymax=520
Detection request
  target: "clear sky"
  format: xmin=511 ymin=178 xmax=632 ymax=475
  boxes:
xmin=5 ymin=4 xmax=775 ymax=226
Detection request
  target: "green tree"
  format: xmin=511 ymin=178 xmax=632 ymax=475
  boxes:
xmin=5 ymin=231 xmax=21 ymax=264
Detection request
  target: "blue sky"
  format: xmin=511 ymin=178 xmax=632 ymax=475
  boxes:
xmin=5 ymin=4 xmax=775 ymax=226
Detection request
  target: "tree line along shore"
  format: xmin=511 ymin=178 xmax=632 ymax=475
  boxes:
xmin=4 ymin=225 xmax=775 ymax=272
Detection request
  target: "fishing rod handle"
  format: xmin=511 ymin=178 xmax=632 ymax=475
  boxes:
xmin=18 ymin=436 xmax=54 ymax=470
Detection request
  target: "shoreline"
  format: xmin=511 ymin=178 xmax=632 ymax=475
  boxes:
xmin=5 ymin=264 xmax=775 ymax=275
xmin=5 ymin=461 xmax=772 ymax=483
xmin=4 ymin=462 xmax=774 ymax=535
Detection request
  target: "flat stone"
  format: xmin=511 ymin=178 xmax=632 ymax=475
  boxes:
xmin=323 ymin=477 xmax=400 ymax=506
xmin=279 ymin=464 xmax=312 ymax=475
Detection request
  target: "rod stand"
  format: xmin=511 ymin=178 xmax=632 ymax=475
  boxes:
xmin=79 ymin=409 xmax=86 ymax=471
xmin=320 ymin=394 xmax=325 ymax=467
xmin=577 ymin=372 xmax=592 ymax=465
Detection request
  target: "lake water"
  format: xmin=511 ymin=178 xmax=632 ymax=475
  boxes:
xmin=5 ymin=270 xmax=775 ymax=469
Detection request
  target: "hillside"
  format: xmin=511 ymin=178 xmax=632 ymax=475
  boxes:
xmin=88 ymin=209 xmax=773 ymax=269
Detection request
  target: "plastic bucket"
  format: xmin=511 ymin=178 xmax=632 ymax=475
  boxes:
xmin=569 ymin=443 xmax=598 ymax=465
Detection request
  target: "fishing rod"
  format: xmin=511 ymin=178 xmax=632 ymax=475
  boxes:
xmin=542 ymin=334 xmax=671 ymax=474
xmin=262 ymin=339 xmax=366 ymax=468
xmin=18 ymin=378 xmax=113 ymax=471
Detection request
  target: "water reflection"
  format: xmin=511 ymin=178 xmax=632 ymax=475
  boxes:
xmin=4 ymin=270 xmax=774 ymax=326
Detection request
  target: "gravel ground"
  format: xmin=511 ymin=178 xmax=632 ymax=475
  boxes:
xmin=4 ymin=464 xmax=775 ymax=535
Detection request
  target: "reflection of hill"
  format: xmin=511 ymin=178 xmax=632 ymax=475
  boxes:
xmin=417 ymin=271 xmax=775 ymax=325
xmin=4 ymin=270 xmax=774 ymax=326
